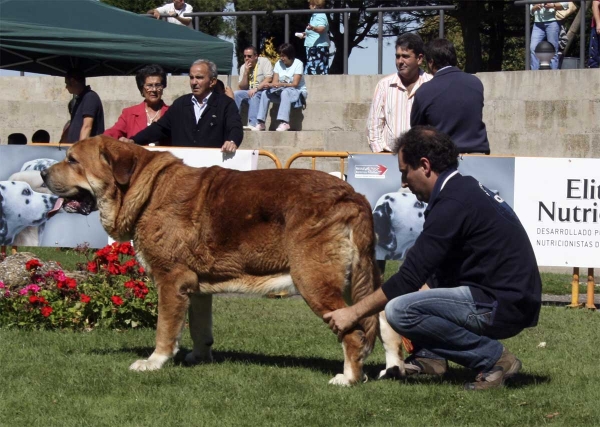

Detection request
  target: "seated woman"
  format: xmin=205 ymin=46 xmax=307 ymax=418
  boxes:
xmin=104 ymin=64 xmax=169 ymax=142
xmin=252 ymin=43 xmax=307 ymax=132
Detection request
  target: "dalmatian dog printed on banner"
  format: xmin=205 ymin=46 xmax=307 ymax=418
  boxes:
xmin=347 ymin=154 xmax=516 ymax=261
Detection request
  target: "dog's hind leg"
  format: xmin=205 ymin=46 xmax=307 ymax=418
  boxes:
xmin=378 ymin=311 xmax=405 ymax=379
xmin=289 ymin=238 xmax=370 ymax=386
xmin=129 ymin=269 xmax=196 ymax=371
xmin=185 ymin=294 xmax=214 ymax=365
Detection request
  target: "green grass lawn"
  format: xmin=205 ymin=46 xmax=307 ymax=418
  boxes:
xmin=1 ymin=297 xmax=599 ymax=427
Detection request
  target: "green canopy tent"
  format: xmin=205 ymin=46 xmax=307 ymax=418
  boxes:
xmin=0 ymin=0 xmax=233 ymax=76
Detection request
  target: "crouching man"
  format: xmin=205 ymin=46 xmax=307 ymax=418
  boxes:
xmin=324 ymin=126 xmax=542 ymax=390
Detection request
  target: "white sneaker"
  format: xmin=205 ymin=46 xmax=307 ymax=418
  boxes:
xmin=243 ymin=125 xmax=254 ymax=131
xmin=251 ymin=123 xmax=266 ymax=131
xmin=275 ymin=122 xmax=290 ymax=131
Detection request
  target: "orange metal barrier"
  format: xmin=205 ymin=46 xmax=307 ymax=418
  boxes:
xmin=568 ymin=267 xmax=597 ymax=310
xmin=284 ymin=151 xmax=391 ymax=174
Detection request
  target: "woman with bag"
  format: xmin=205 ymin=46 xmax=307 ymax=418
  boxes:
xmin=296 ymin=0 xmax=330 ymax=75
xmin=530 ymin=2 xmax=570 ymax=70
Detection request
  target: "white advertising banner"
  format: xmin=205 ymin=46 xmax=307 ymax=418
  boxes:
xmin=0 ymin=145 xmax=257 ymax=248
xmin=514 ymin=157 xmax=600 ymax=268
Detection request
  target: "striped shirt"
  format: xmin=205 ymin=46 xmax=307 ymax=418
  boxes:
xmin=367 ymin=70 xmax=432 ymax=153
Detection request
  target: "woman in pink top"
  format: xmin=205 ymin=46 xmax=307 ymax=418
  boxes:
xmin=104 ymin=64 xmax=170 ymax=141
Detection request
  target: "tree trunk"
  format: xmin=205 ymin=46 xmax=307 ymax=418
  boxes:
xmin=455 ymin=2 xmax=485 ymax=73
xmin=486 ymin=1 xmax=506 ymax=71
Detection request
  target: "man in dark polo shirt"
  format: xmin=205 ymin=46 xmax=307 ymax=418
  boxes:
xmin=324 ymin=126 xmax=541 ymax=391
xmin=64 ymin=68 xmax=105 ymax=143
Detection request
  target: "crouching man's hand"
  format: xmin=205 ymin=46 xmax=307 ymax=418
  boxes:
xmin=323 ymin=307 xmax=359 ymax=341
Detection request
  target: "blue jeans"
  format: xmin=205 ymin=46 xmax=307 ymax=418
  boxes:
xmin=257 ymin=87 xmax=300 ymax=123
xmin=588 ymin=28 xmax=600 ymax=68
xmin=530 ymin=21 xmax=560 ymax=70
xmin=233 ymin=89 xmax=263 ymax=127
xmin=385 ymin=286 xmax=522 ymax=372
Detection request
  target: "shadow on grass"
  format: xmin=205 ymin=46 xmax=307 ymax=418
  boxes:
xmin=91 ymin=346 xmax=551 ymax=388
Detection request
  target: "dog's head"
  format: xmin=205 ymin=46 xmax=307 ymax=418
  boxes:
xmin=372 ymin=191 xmax=426 ymax=260
xmin=41 ymin=135 xmax=178 ymax=239
xmin=0 ymin=180 xmax=60 ymax=245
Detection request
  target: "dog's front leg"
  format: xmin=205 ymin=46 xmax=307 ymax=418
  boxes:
xmin=129 ymin=269 xmax=196 ymax=371
xmin=185 ymin=293 xmax=214 ymax=365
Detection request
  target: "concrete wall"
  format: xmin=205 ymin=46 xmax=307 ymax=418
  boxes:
xmin=1 ymin=70 xmax=599 ymax=169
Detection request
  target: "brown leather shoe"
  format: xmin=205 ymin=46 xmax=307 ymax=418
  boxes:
xmin=404 ymin=356 xmax=448 ymax=376
xmin=464 ymin=348 xmax=522 ymax=391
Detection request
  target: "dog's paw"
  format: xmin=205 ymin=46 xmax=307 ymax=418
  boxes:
xmin=129 ymin=359 xmax=163 ymax=371
xmin=378 ymin=365 xmax=403 ymax=380
xmin=184 ymin=351 xmax=213 ymax=366
xmin=329 ymin=374 xmax=353 ymax=386
xmin=328 ymin=373 xmax=367 ymax=386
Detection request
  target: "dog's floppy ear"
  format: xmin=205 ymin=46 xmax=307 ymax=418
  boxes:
xmin=100 ymin=140 xmax=137 ymax=187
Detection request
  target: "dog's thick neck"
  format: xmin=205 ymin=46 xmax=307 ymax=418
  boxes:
xmin=102 ymin=152 xmax=181 ymax=240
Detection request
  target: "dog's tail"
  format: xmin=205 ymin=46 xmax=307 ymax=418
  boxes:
xmin=348 ymin=196 xmax=381 ymax=357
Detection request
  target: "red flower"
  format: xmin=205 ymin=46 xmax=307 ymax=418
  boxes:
xmin=124 ymin=280 xmax=135 ymax=289
xmin=86 ymin=261 xmax=98 ymax=273
xmin=66 ymin=278 xmax=77 ymax=289
xmin=80 ymin=294 xmax=91 ymax=303
xmin=40 ymin=306 xmax=53 ymax=317
xmin=29 ymin=295 xmax=39 ymax=304
xmin=111 ymin=296 xmax=124 ymax=306
xmin=107 ymin=262 xmax=120 ymax=276
xmin=138 ymin=266 xmax=145 ymax=274
xmin=118 ymin=242 xmax=135 ymax=255
xmin=25 ymin=259 xmax=42 ymax=271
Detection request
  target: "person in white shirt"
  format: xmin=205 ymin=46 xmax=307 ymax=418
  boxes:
xmin=366 ymin=33 xmax=432 ymax=153
xmin=253 ymin=43 xmax=307 ymax=132
xmin=148 ymin=0 xmax=193 ymax=28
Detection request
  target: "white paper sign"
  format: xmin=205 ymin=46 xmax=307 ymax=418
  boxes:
xmin=514 ymin=157 xmax=600 ymax=267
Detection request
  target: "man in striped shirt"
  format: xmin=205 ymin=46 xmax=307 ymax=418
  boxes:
xmin=367 ymin=33 xmax=432 ymax=153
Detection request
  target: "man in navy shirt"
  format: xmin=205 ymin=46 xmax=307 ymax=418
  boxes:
xmin=410 ymin=39 xmax=490 ymax=154
xmin=324 ymin=126 xmax=541 ymax=390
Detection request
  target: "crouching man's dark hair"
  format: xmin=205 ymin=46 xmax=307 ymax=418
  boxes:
xmin=393 ymin=126 xmax=459 ymax=173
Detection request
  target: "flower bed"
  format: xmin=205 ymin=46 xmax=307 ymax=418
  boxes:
xmin=0 ymin=242 xmax=157 ymax=330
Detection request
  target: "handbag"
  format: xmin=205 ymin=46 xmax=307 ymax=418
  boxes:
xmin=555 ymin=2 xmax=578 ymax=21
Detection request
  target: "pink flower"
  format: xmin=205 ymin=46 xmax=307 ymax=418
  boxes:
xmin=0 ymin=281 xmax=5 ymax=289
xmin=3 ymin=291 xmax=9 ymax=297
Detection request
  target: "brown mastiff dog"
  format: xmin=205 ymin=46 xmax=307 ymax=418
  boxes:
xmin=41 ymin=136 xmax=405 ymax=385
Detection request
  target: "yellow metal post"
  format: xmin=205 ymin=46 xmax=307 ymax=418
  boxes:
xmin=567 ymin=267 xmax=584 ymax=308
xmin=586 ymin=268 xmax=596 ymax=310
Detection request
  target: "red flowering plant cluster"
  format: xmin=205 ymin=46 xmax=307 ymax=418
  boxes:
xmin=0 ymin=242 xmax=157 ymax=330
